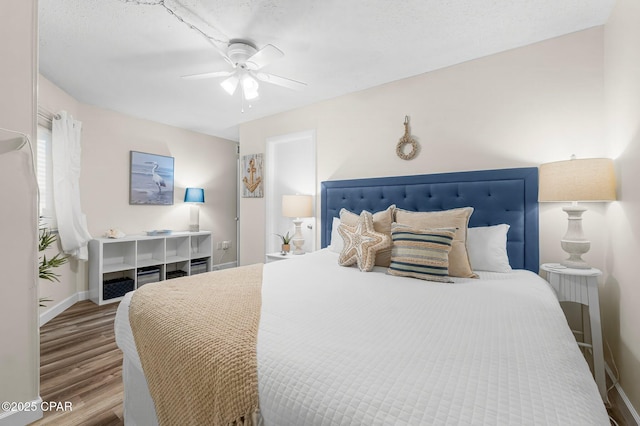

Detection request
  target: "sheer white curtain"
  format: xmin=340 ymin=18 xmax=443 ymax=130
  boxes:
xmin=52 ymin=111 xmax=92 ymax=260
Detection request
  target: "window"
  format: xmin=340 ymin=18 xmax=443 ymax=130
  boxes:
xmin=36 ymin=126 xmax=56 ymax=229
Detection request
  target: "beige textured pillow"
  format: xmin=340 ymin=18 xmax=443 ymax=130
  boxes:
xmin=395 ymin=207 xmax=477 ymax=278
xmin=338 ymin=210 xmax=391 ymax=272
xmin=339 ymin=205 xmax=395 ymax=267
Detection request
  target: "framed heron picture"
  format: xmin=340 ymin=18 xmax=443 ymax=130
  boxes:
xmin=129 ymin=151 xmax=175 ymax=205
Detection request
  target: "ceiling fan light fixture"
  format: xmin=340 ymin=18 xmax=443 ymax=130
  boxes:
xmin=220 ymin=74 xmax=240 ymax=96
xmin=242 ymin=74 xmax=260 ymax=100
xmin=182 ymin=39 xmax=304 ymax=106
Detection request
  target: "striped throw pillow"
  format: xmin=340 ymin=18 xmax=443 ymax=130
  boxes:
xmin=388 ymin=224 xmax=456 ymax=282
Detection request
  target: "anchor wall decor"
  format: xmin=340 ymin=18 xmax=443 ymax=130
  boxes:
xmin=241 ymin=153 xmax=264 ymax=198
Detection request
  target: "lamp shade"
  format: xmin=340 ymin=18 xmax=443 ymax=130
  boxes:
xmin=241 ymin=74 xmax=260 ymax=100
xmin=220 ymin=74 xmax=239 ymax=96
xmin=184 ymin=187 xmax=205 ymax=203
xmin=282 ymin=194 xmax=313 ymax=218
xmin=539 ymin=158 xmax=616 ymax=202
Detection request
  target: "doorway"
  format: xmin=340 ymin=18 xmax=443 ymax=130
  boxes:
xmin=265 ymin=130 xmax=316 ymax=255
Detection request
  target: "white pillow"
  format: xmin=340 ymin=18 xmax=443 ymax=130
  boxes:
xmin=328 ymin=217 xmax=343 ymax=253
xmin=467 ymin=224 xmax=512 ymax=273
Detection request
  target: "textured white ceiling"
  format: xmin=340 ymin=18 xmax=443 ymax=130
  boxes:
xmin=38 ymin=0 xmax=614 ymax=141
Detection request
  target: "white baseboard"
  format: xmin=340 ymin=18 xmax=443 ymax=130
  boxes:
xmin=606 ymin=364 xmax=640 ymax=425
xmin=0 ymin=396 xmax=42 ymax=425
xmin=213 ymin=261 xmax=237 ymax=271
xmin=39 ymin=291 xmax=89 ymax=327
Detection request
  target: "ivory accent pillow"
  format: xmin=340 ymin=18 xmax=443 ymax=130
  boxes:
xmin=467 ymin=224 xmax=512 ymax=273
xmin=387 ymin=224 xmax=456 ymax=283
xmin=338 ymin=211 xmax=391 ymax=272
xmin=339 ymin=205 xmax=395 ymax=267
xmin=395 ymin=207 xmax=477 ymax=278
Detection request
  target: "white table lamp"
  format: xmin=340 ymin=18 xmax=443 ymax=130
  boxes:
xmin=539 ymin=157 xmax=616 ymax=269
xmin=184 ymin=187 xmax=205 ymax=232
xmin=282 ymin=194 xmax=313 ymax=255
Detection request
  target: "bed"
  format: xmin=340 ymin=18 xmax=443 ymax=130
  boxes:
xmin=114 ymin=167 xmax=608 ymax=425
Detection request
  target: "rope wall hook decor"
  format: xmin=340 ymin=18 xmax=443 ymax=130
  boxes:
xmin=396 ymin=115 xmax=419 ymax=160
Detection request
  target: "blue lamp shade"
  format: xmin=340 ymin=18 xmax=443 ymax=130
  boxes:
xmin=184 ymin=188 xmax=205 ymax=203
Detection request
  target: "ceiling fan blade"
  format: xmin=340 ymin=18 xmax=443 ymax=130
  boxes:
xmin=246 ymin=44 xmax=284 ymax=70
xmin=256 ymin=72 xmax=307 ymax=91
xmin=181 ymin=71 xmax=234 ymax=80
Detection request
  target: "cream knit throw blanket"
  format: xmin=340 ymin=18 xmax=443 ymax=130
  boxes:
xmin=129 ymin=264 xmax=263 ymax=426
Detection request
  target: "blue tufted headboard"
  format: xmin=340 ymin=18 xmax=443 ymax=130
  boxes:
xmin=320 ymin=167 xmax=539 ymax=272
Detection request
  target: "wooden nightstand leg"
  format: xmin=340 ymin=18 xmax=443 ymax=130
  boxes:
xmin=587 ymin=280 xmax=606 ymax=401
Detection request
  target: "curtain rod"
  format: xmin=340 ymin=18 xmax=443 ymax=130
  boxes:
xmin=37 ymin=106 xmax=61 ymax=121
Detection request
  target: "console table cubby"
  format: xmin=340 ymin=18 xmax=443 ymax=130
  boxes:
xmin=88 ymin=231 xmax=212 ymax=305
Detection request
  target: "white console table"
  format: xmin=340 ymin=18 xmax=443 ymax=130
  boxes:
xmin=88 ymin=231 xmax=212 ymax=305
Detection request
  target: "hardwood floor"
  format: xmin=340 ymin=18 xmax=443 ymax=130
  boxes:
xmin=30 ymin=300 xmax=123 ymax=426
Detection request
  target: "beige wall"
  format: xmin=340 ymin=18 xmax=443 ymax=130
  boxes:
xmin=0 ymin=0 xmax=40 ymax=422
xmin=240 ymin=28 xmax=607 ymax=269
xmin=38 ymin=76 xmax=238 ymax=315
xmin=604 ymin=0 xmax=640 ymax=413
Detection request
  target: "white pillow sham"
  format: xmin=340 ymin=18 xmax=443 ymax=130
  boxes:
xmin=467 ymin=224 xmax=512 ymax=273
xmin=328 ymin=217 xmax=343 ymax=253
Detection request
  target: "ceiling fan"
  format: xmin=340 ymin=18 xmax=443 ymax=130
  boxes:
xmin=181 ymin=40 xmax=307 ymax=101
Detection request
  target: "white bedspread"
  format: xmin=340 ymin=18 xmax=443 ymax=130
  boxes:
xmin=115 ymin=249 xmax=609 ymax=425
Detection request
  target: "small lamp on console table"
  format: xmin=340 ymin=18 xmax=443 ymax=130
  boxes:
xmin=538 ymin=157 xmax=616 ymax=269
xmin=282 ymin=194 xmax=313 ymax=255
xmin=184 ymin=187 xmax=205 ymax=232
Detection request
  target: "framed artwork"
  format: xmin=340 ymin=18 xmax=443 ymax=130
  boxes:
xmin=129 ymin=151 xmax=175 ymax=205
xmin=241 ymin=153 xmax=264 ymax=198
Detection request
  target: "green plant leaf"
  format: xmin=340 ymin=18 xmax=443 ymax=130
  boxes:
xmin=38 ymin=223 xmax=69 ymax=284
xmin=39 ymin=297 xmax=53 ymax=307
xmin=275 ymin=231 xmax=293 ymax=244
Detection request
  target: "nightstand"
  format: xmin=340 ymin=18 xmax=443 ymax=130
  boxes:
xmin=265 ymin=252 xmax=295 ymax=263
xmin=541 ymin=263 xmax=605 ymax=400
